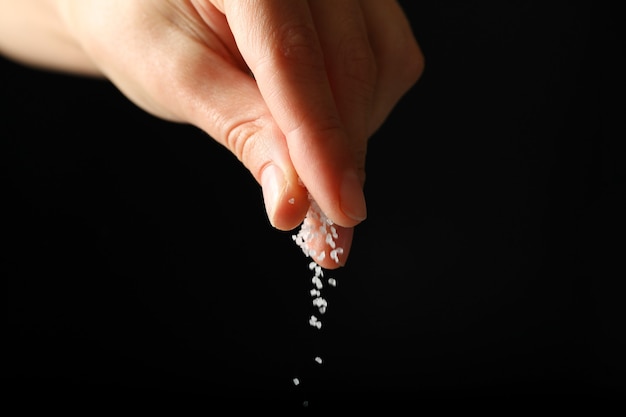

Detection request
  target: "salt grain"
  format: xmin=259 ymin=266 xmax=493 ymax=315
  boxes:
xmin=309 ymin=315 xmax=322 ymax=329
xmin=312 ymin=296 xmax=327 ymax=314
xmin=314 ymin=356 xmax=323 ymax=364
xmin=325 ymin=233 xmax=336 ymax=248
xmin=293 ymin=378 xmax=300 ymax=386
xmin=312 ymin=276 xmax=323 ymax=290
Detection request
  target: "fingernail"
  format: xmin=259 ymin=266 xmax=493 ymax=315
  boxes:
xmin=340 ymin=170 xmax=367 ymax=222
xmin=261 ymin=164 xmax=285 ymax=227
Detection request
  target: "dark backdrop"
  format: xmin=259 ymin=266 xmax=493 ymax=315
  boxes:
xmin=2 ymin=0 xmax=624 ymax=411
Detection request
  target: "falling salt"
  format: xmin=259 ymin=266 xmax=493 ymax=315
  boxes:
xmin=329 ymin=248 xmax=344 ymax=264
xmin=312 ymin=296 xmax=327 ymax=314
xmin=292 ymin=192 xmax=344 ymax=390
xmin=309 ymin=315 xmax=322 ymax=329
xmin=312 ymin=276 xmax=323 ymax=290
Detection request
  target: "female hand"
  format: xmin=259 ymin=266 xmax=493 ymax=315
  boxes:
xmin=52 ymin=0 xmax=424 ymax=268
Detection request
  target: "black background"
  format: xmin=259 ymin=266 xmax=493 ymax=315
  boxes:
xmin=2 ymin=0 xmax=624 ymax=412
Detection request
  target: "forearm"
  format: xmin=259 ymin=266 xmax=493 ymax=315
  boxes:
xmin=0 ymin=0 xmax=100 ymax=75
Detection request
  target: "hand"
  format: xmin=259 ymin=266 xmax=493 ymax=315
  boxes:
xmin=58 ymin=0 xmax=424 ymax=268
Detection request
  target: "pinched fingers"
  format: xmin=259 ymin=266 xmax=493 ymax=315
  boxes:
xmin=207 ymin=0 xmax=423 ymax=268
xmin=215 ymin=0 xmax=368 ymax=229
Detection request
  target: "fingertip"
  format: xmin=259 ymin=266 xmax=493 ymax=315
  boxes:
xmin=292 ymin=199 xmax=354 ymax=269
xmin=261 ymin=164 xmax=309 ymax=230
xmin=272 ymin=191 xmax=310 ymax=231
xmin=315 ymin=258 xmax=343 ymax=270
xmin=306 ymin=171 xmax=367 ymax=229
xmin=312 ymin=225 xmax=353 ymax=270
xmin=339 ymin=169 xmax=367 ymax=224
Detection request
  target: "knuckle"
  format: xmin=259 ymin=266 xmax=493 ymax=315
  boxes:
xmin=221 ymin=116 xmax=265 ymax=167
xmin=274 ymin=22 xmax=325 ymax=70
xmin=394 ymin=30 xmax=425 ymax=89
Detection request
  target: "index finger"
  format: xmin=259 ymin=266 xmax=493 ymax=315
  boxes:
xmin=216 ymin=0 xmax=367 ymax=228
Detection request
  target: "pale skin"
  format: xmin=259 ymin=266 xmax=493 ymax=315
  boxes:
xmin=0 ymin=0 xmax=424 ymax=269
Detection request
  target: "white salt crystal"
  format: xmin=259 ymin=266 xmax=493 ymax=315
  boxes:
xmin=309 ymin=315 xmax=322 ymax=329
xmin=312 ymin=276 xmax=323 ymax=290
xmin=329 ymin=247 xmax=344 ymax=263
xmin=325 ymin=233 xmax=336 ymax=248
xmin=312 ymin=297 xmax=327 ymax=310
